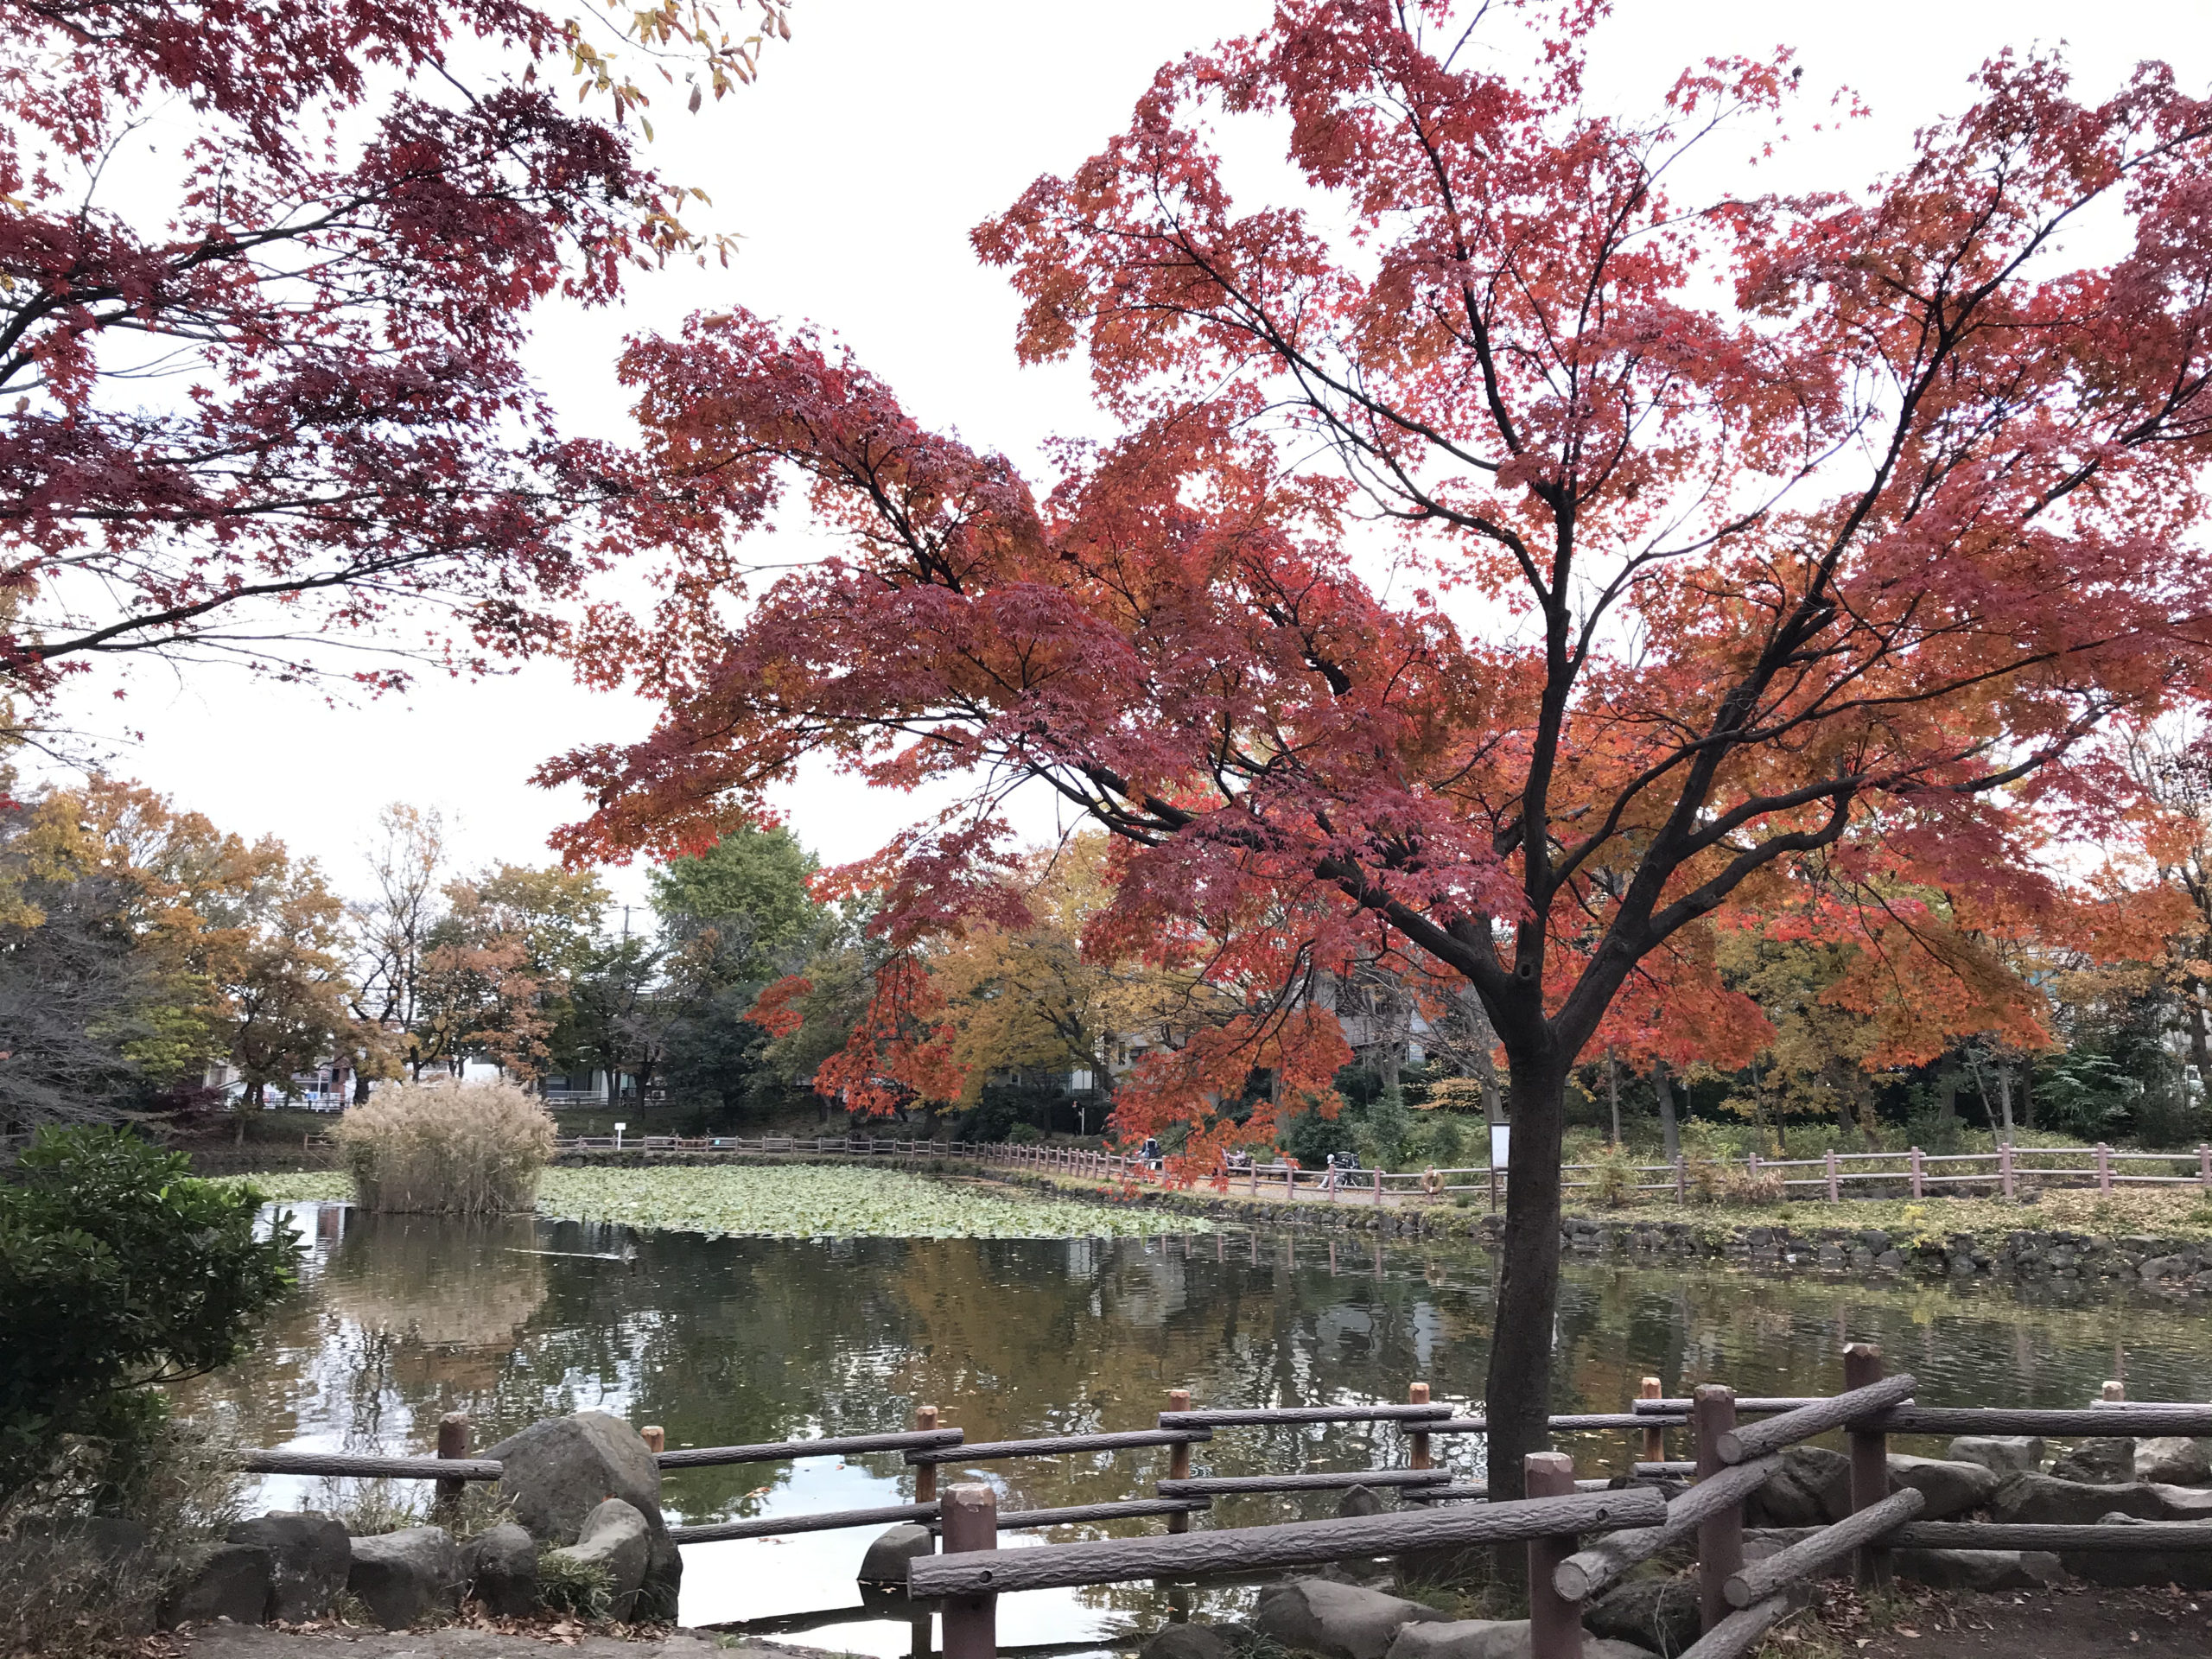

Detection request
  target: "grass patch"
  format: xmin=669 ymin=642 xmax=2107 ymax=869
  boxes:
xmin=221 ymin=1166 xmax=1211 ymax=1239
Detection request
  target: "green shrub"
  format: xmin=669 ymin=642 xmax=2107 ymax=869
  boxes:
xmin=1586 ymin=1144 xmax=1639 ymax=1208
xmin=0 ymin=1127 xmax=294 ymax=1505
xmin=537 ymin=1546 xmax=617 ymax=1618
xmin=333 ymin=1077 xmax=556 ymax=1215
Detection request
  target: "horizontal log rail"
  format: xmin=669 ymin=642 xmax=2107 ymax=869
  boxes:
xmin=1713 ymin=1374 xmax=1918 ymax=1464
xmin=658 ymin=1429 xmax=965 ymax=1468
xmin=1634 ymin=1398 xmax=1822 ymax=1416
xmin=1430 ymin=1413 xmax=1688 ymax=1435
xmin=232 ymin=1449 xmax=503 ymax=1481
xmin=670 ymin=1502 xmax=941 ymax=1544
xmin=1158 ymin=1406 xmax=1450 ymax=1427
xmin=981 ymin=1498 xmax=1213 ymax=1532
xmin=909 ymin=1429 xmax=1209 ymax=1465
xmin=1675 ymin=1595 xmax=1791 ymax=1659
xmin=1156 ymin=1471 xmax=1451 ymax=1496
xmin=1409 ymin=1479 xmax=1616 ymax=1502
xmin=906 ymin=1486 xmax=1667 ymax=1596
xmin=1872 ymin=1405 xmax=2212 ymax=1437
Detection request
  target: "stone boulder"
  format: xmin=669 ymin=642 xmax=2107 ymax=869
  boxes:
xmin=857 ymin=1522 xmax=934 ymax=1587
xmin=1382 ymin=1620 xmax=1656 ymax=1659
xmin=1141 ymin=1625 xmax=1236 ymax=1659
xmin=462 ymin=1522 xmax=537 ymax=1618
xmin=543 ymin=1498 xmax=651 ymax=1620
xmin=1581 ymin=1575 xmax=1699 ymax=1656
xmin=1745 ymin=1446 xmax=1850 ymax=1528
xmin=346 ymin=1526 xmax=461 ymax=1630
xmin=226 ymin=1512 xmax=350 ymax=1623
xmin=2137 ymin=1438 xmax=2212 ymax=1485
xmin=1990 ymin=1472 xmax=2163 ymax=1525
xmin=1885 ymin=1454 xmax=1999 ymax=1520
xmin=487 ymin=1412 xmax=677 ymax=1617
xmin=2049 ymin=1437 xmax=2134 ymax=1484
xmin=1945 ymin=1436 xmax=2044 ymax=1479
xmin=1254 ymin=1579 xmax=1448 ymax=1659
xmin=1893 ymin=1548 xmax=2063 ymax=1592
xmin=1336 ymin=1484 xmax=1386 ymax=1519
xmin=158 ymin=1541 xmax=271 ymax=1629
xmin=2153 ymin=1484 xmax=2212 ymax=1520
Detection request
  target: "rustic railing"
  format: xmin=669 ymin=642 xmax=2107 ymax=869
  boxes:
xmin=232 ymin=1356 xmax=2212 ymax=1659
xmin=532 ymin=1129 xmax=2212 ymax=1202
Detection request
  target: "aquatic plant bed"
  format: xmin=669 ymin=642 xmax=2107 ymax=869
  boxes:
xmin=230 ymin=1165 xmax=1211 ymax=1240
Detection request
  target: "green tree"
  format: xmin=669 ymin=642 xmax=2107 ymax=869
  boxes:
xmin=0 ymin=1128 xmax=296 ymax=1503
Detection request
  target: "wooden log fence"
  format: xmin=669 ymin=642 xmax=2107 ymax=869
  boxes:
xmin=235 ymin=1363 xmax=2212 ymax=1659
xmin=537 ymin=1129 xmax=2212 ymax=1205
xmin=906 ymin=1486 xmax=1667 ymax=1596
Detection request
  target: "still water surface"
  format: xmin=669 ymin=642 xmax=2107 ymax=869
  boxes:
xmin=184 ymin=1201 xmax=2212 ymax=1650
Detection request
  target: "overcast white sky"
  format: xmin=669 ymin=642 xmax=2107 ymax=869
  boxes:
xmin=39 ymin=0 xmax=2212 ymax=912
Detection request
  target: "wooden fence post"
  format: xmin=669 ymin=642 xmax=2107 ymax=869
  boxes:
xmin=1910 ymin=1147 xmax=1923 ymax=1200
xmin=1640 ymin=1377 xmax=1665 ymax=1465
xmin=2102 ymin=1380 xmax=2126 ymax=1402
xmin=1825 ymin=1150 xmax=1840 ymax=1202
xmin=1374 ymin=1169 xmax=1383 ymax=1205
xmin=2000 ymin=1141 xmax=2016 ymax=1200
xmin=1525 ymin=1452 xmax=1581 ymax=1659
xmin=1694 ymin=1385 xmax=1741 ymax=1635
xmin=1674 ymin=1155 xmax=1687 ymax=1203
xmin=914 ymin=1407 xmax=940 ymax=1505
xmin=1166 ymin=1390 xmax=1193 ymax=1533
xmin=940 ymin=1484 xmax=998 ymax=1659
xmin=1844 ymin=1344 xmax=1890 ymax=1587
xmin=2097 ymin=1142 xmax=2113 ymax=1194
xmin=641 ymin=1425 xmax=665 ymax=1456
xmin=434 ymin=1411 xmax=469 ymax=1525
xmin=1408 ymin=1384 xmax=1433 ymax=1471
xmin=2200 ymin=1144 xmax=2211 ymax=1193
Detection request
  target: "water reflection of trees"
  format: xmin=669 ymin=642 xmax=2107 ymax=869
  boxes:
xmin=182 ymin=1211 xmax=2212 ymax=1533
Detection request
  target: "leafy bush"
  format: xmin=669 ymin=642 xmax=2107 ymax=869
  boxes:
xmin=0 ymin=1127 xmax=294 ymax=1505
xmin=334 ymin=1077 xmax=556 ymax=1215
xmin=1586 ymin=1144 xmax=1640 ymax=1207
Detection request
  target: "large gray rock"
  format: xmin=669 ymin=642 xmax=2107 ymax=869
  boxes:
xmin=1337 ymin=1484 xmax=1386 ymax=1519
xmin=1581 ymin=1575 xmax=1699 ymax=1655
xmin=1946 ymin=1436 xmax=2044 ymax=1479
xmin=1141 ymin=1625 xmax=1235 ymax=1659
xmin=463 ymin=1522 xmax=538 ymax=1618
xmin=2153 ymin=1484 xmax=2212 ymax=1519
xmin=857 ymin=1522 xmax=933 ymax=1587
xmin=346 ymin=1526 xmax=461 ymax=1630
xmin=1894 ymin=1548 xmax=2063 ymax=1591
xmin=543 ymin=1498 xmax=650 ymax=1620
xmin=2137 ymin=1437 xmax=2212 ymax=1485
xmin=1382 ymin=1620 xmax=1656 ymax=1659
xmin=2049 ymin=1437 xmax=2134 ymax=1484
xmin=1885 ymin=1453 xmax=1999 ymax=1519
xmin=159 ymin=1541 xmax=272 ymax=1629
xmin=226 ymin=1512 xmax=350 ymax=1623
xmin=1254 ymin=1579 xmax=1449 ymax=1659
xmin=487 ymin=1413 xmax=677 ymax=1617
xmin=1991 ymin=1472 xmax=2164 ymax=1525
xmin=1745 ymin=1446 xmax=1850 ymax=1528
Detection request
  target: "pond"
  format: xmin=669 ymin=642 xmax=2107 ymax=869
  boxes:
xmin=182 ymin=1194 xmax=2212 ymax=1653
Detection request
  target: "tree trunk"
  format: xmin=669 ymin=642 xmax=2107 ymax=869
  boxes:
xmin=1999 ymin=1059 xmax=2014 ymax=1145
xmin=2021 ymin=1063 xmax=2036 ymax=1131
xmin=2190 ymin=981 xmax=2211 ymax=1104
xmin=1606 ymin=1048 xmax=1620 ymax=1147
xmin=1654 ymin=1061 xmax=1679 ymax=1161
xmin=1482 ymin=1046 xmax=1569 ymax=1519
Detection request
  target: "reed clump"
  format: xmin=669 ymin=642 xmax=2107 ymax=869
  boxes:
xmin=333 ymin=1077 xmax=555 ymax=1215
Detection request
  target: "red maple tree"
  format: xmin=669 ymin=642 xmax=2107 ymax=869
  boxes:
xmin=554 ymin=4 xmax=2212 ymax=1489
xmin=0 ymin=0 xmax=786 ymax=715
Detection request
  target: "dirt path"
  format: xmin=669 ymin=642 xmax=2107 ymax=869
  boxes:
xmin=1785 ymin=1581 xmax=2212 ymax=1657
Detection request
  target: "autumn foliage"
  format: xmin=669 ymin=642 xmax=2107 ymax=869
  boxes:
xmin=554 ymin=3 xmax=2212 ymax=1488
